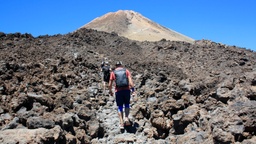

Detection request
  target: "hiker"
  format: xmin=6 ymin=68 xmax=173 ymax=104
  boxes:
xmin=108 ymin=61 xmax=135 ymax=129
xmin=101 ymin=61 xmax=111 ymax=92
xmin=100 ymin=58 xmax=108 ymax=69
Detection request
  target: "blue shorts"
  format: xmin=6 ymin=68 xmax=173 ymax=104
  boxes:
xmin=115 ymin=90 xmax=131 ymax=107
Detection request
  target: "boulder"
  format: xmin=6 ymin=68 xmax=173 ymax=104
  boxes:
xmin=0 ymin=126 xmax=64 ymax=143
xmin=26 ymin=116 xmax=55 ymax=129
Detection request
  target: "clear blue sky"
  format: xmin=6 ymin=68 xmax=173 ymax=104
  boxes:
xmin=1 ymin=0 xmax=255 ymax=51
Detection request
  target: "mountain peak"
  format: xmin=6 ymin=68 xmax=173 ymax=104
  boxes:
xmin=80 ymin=10 xmax=194 ymax=43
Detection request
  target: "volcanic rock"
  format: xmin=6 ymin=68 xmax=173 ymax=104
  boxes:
xmin=0 ymin=24 xmax=255 ymax=143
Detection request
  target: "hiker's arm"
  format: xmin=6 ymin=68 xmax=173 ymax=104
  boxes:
xmin=129 ymin=76 xmax=136 ymax=95
xmin=108 ymin=80 xmax=113 ymax=96
xmin=128 ymin=75 xmax=134 ymax=89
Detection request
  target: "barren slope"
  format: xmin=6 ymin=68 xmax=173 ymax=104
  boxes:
xmin=0 ymin=29 xmax=255 ymax=143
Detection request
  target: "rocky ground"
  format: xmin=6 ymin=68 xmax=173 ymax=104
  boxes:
xmin=0 ymin=28 xmax=255 ymax=144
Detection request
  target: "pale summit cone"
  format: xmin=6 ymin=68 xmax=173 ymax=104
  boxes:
xmin=79 ymin=10 xmax=194 ymax=43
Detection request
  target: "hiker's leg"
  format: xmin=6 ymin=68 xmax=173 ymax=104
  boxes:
xmin=123 ymin=90 xmax=131 ymax=122
xmin=124 ymin=104 xmax=130 ymax=118
xmin=103 ymin=81 xmax=106 ymax=94
xmin=116 ymin=91 xmax=125 ymax=125
xmin=118 ymin=106 xmax=124 ymax=125
xmin=124 ymin=103 xmax=131 ymax=126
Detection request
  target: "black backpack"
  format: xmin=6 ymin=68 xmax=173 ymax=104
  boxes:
xmin=102 ymin=65 xmax=110 ymax=79
xmin=114 ymin=68 xmax=129 ymax=88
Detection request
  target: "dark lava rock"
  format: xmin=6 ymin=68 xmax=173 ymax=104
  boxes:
xmin=0 ymin=29 xmax=255 ymax=143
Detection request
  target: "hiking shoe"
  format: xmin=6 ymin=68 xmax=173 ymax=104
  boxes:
xmin=119 ymin=123 xmax=124 ymax=129
xmin=124 ymin=119 xmax=131 ymax=126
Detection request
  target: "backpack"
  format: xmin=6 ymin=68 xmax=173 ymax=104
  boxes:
xmin=114 ymin=68 xmax=129 ymax=88
xmin=102 ymin=65 xmax=110 ymax=80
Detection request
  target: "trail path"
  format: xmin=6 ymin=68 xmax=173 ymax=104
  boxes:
xmin=92 ymin=81 xmax=140 ymax=143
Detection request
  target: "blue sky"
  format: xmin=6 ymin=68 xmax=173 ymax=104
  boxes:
xmin=1 ymin=0 xmax=255 ymax=51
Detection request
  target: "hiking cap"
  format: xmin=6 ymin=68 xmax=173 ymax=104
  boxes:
xmin=116 ymin=61 xmax=122 ymax=66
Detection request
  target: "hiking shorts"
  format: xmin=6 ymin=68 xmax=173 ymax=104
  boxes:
xmin=115 ymin=90 xmax=131 ymax=107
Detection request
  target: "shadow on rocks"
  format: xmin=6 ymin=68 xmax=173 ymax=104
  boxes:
xmin=123 ymin=121 xmax=139 ymax=134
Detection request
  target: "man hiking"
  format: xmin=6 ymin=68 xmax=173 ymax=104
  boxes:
xmin=108 ymin=61 xmax=135 ymax=129
xmin=101 ymin=61 xmax=111 ymax=94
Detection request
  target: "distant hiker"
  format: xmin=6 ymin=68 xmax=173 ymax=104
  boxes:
xmin=101 ymin=61 xmax=111 ymax=94
xmin=100 ymin=58 xmax=108 ymax=69
xmin=108 ymin=61 xmax=135 ymax=129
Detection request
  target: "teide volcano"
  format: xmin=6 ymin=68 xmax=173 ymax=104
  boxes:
xmin=80 ymin=10 xmax=194 ymax=43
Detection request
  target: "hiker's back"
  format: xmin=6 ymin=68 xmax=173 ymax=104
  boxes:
xmin=102 ymin=65 xmax=110 ymax=82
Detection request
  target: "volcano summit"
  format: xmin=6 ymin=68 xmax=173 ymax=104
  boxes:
xmin=80 ymin=10 xmax=194 ymax=43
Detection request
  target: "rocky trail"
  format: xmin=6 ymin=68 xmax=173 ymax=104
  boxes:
xmin=93 ymin=79 xmax=165 ymax=144
xmin=95 ymin=92 xmax=137 ymax=143
xmin=0 ymin=29 xmax=256 ymax=143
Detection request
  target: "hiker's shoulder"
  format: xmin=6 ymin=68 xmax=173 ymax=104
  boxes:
xmin=116 ymin=67 xmax=130 ymax=72
xmin=114 ymin=67 xmax=123 ymax=71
